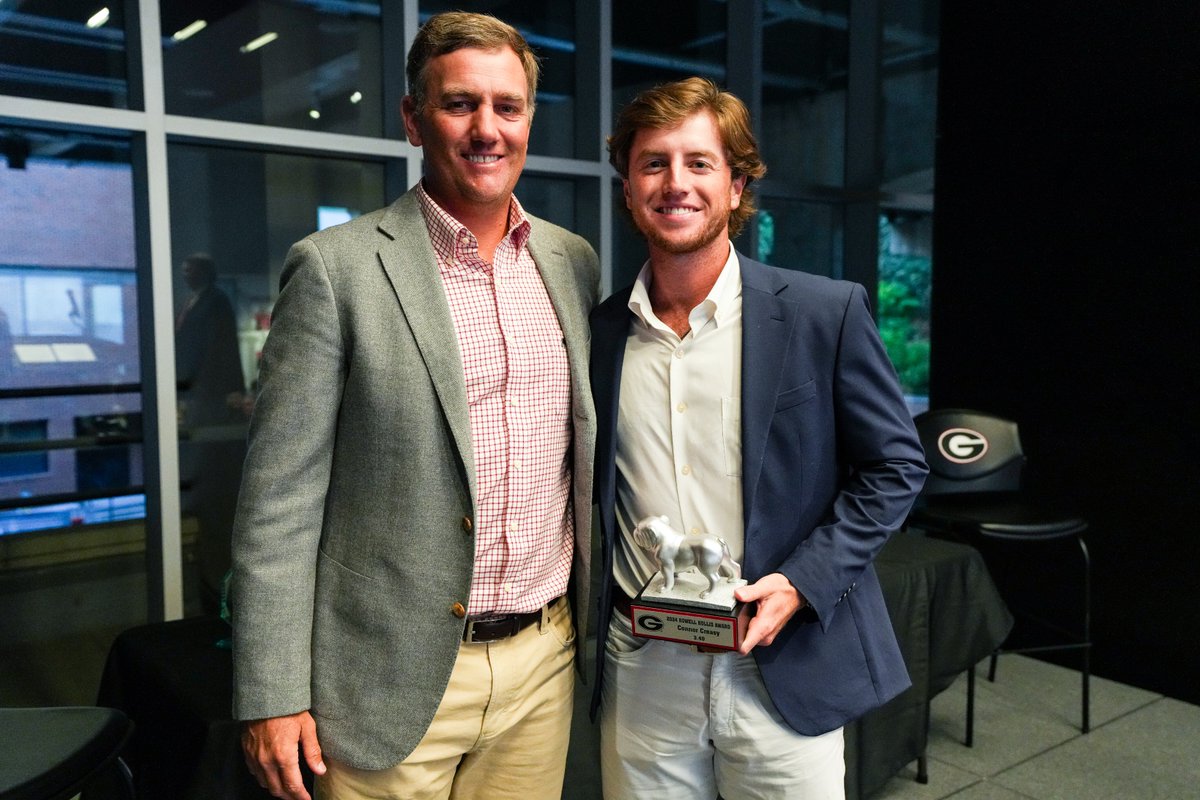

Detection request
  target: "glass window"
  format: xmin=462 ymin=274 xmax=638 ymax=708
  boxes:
xmin=760 ymin=1 xmax=848 ymax=188
xmin=166 ymin=142 xmax=387 ymax=614
xmin=0 ymin=127 xmax=142 ymax=526
xmin=877 ymin=211 xmax=931 ymax=405
xmin=0 ymin=127 xmax=147 ymax=707
xmin=611 ymin=187 xmax=646 ymax=293
xmin=0 ymin=2 xmax=130 ymax=108
xmin=881 ymin=0 xmax=939 ymax=187
xmin=419 ymin=1 xmax=577 ymax=159
xmin=613 ymin=0 xmax=727 ymax=111
xmin=159 ymin=0 xmax=384 ymax=135
xmin=755 ymin=198 xmax=842 ymax=279
xmin=516 ymin=173 xmax=599 ymax=255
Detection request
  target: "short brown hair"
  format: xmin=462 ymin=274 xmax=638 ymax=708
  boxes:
xmin=608 ymin=77 xmax=767 ymax=239
xmin=406 ymin=12 xmax=540 ymax=116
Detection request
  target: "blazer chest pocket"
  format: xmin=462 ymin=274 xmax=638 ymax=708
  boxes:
xmin=775 ymin=379 xmax=816 ymax=411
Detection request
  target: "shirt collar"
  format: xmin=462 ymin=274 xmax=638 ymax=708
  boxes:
xmin=628 ymin=241 xmax=741 ymax=333
xmin=416 ymin=182 xmax=532 ymax=266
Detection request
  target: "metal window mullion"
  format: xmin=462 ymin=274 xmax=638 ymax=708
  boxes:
xmin=402 ymin=0 xmax=423 ymax=192
xmin=844 ymin=0 xmax=883 ymax=296
xmin=597 ymin=0 xmax=614 ymax=297
xmin=727 ymin=0 xmax=764 ymax=259
xmin=132 ymin=0 xmax=184 ymax=621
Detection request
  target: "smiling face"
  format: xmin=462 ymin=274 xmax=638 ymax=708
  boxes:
xmin=623 ymin=111 xmax=746 ymax=258
xmin=401 ymin=46 xmax=531 ymax=224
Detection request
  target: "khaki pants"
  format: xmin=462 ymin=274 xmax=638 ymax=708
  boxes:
xmin=318 ymin=597 xmax=576 ymax=800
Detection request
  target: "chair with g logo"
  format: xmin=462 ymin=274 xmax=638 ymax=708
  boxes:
xmin=908 ymin=408 xmax=1090 ymax=745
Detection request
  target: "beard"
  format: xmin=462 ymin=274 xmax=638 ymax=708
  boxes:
xmin=632 ymin=205 xmax=732 ymax=256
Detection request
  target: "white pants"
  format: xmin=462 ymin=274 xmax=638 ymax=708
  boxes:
xmin=600 ymin=614 xmax=844 ymax=800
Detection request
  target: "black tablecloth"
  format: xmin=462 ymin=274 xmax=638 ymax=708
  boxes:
xmin=97 ymin=533 xmax=1011 ymax=800
xmin=845 ymin=532 xmax=1014 ymax=799
xmin=96 ymin=616 xmax=273 ymax=800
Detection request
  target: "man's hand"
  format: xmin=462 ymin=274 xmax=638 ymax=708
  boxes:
xmin=242 ymin=711 xmax=326 ymax=800
xmin=734 ymin=573 xmax=806 ymax=655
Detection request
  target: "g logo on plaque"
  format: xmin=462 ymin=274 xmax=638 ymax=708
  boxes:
xmin=629 ymin=515 xmax=752 ymax=650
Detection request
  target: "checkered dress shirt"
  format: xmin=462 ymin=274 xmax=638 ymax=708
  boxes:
xmin=417 ymin=185 xmax=574 ymax=616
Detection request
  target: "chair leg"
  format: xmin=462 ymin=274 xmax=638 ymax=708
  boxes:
xmin=987 ymin=650 xmax=999 ymax=682
xmin=1081 ymin=647 xmax=1091 ymax=734
xmin=916 ymin=754 xmax=929 ymax=784
xmin=965 ymin=663 xmax=975 ymax=747
xmin=118 ymin=756 xmax=135 ymax=799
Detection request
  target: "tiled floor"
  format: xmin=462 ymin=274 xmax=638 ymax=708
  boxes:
xmin=872 ymin=655 xmax=1200 ymax=799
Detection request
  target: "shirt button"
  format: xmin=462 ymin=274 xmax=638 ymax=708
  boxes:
xmin=691 ymin=527 xmax=701 ymax=534
xmin=513 ymin=460 xmax=523 ymax=469
xmin=681 ymin=465 xmax=692 ymax=476
xmin=674 ymin=348 xmax=685 ymax=359
xmin=450 ymin=602 xmax=467 ymax=618
xmin=462 ymin=516 xmax=473 ymax=533
xmin=677 ymin=403 xmax=688 ymax=412
xmin=510 ymin=522 xmax=519 ymax=532
xmin=502 ymin=583 xmax=511 ymax=593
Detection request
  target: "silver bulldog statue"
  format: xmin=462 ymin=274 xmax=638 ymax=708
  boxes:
xmin=632 ymin=515 xmax=741 ymax=599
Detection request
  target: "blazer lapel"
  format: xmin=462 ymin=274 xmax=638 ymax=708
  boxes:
xmin=376 ymin=191 xmax=477 ymax=499
xmin=590 ymin=288 xmax=634 ymax=507
xmin=740 ymin=256 xmax=796 ymax=531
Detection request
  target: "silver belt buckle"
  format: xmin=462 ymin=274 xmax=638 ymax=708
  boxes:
xmin=463 ymin=616 xmax=499 ymax=644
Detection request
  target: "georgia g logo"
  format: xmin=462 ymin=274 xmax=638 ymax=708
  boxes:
xmin=937 ymin=428 xmax=989 ymax=464
xmin=637 ymin=614 xmax=663 ymax=632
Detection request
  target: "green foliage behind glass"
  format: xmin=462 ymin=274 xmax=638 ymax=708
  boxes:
xmin=877 ymin=217 xmax=931 ymax=397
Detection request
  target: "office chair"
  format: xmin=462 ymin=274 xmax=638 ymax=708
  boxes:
xmin=0 ymin=707 xmax=134 ymax=800
xmin=908 ymin=409 xmax=1091 ymax=745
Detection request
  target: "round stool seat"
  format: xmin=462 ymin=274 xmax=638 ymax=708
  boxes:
xmin=0 ymin=707 xmax=132 ymax=800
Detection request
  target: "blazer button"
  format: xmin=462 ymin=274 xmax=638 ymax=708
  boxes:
xmin=462 ymin=516 xmax=473 ymax=533
xmin=450 ymin=602 xmax=467 ymax=618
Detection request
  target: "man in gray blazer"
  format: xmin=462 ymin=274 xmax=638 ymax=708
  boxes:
xmin=231 ymin=12 xmax=599 ymax=800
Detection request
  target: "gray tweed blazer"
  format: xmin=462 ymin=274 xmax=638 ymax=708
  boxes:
xmin=230 ymin=187 xmax=599 ymax=769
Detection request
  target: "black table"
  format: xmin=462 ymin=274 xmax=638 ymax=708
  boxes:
xmin=95 ymin=616 xmax=273 ymax=800
xmin=98 ymin=533 xmax=1010 ymax=800
xmin=845 ymin=532 xmax=1013 ymax=799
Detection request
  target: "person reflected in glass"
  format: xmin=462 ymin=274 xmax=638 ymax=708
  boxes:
xmin=590 ymin=78 xmax=928 ymax=799
xmin=175 ymin=252 xmax=247 ymax=614
xmin=230 ymin=12 xmax=599 ymax=800
xmin=175 ymin=252 xmax=244 ymax=426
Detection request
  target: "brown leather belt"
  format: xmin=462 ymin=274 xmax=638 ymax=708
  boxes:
xmin=463 ymin=596 xmax=561 ymax=643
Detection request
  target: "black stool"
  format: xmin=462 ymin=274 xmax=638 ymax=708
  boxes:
xmin=0 ymin=707 xmax=134 ymax=800
xmin=908 ymin=409 xmax=1091 ymax=744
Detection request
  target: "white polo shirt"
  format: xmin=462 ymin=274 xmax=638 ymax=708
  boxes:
xmin=613 ymin=243 xmax=745 ymax=599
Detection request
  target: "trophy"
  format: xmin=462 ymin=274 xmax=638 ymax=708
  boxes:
xmin=628 ymin=515 xmax=752 ymax=650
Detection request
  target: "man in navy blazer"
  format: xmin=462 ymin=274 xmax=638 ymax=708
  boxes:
xmin=590 ymin=77 xmax=928 ymax=798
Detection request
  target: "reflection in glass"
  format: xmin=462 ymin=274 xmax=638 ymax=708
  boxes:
xmin=755 ymin=198 xmax=841 ymax=280
xmin=159 ymin=0 xmax=383 ymax=135
xmin=167 ymin=142 xmax=387 ymax=613
xmin=612 ymin=0 xmax=726 ymax=110
xmin=0 ymin=127 xmax=143 ymax=532
xmin=881 ymin=0 xmax=940 ymax=187
xmin=419 ymin=1 xmax=577 ymax=158
xmin=760 ymin=2 xmax=848 ymax=188
xmin=0 ymin=127 xmax=146 ymax=707
xmin=0 ymin=2 xmax=130 ymax=108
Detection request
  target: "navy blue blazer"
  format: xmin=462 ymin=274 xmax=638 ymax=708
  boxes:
xmin=589 ymin=254 xmax=928 ymax=735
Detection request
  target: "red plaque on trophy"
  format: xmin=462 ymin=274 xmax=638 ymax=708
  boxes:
xmin=628 ymin=515 xmax=752 ymax=651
